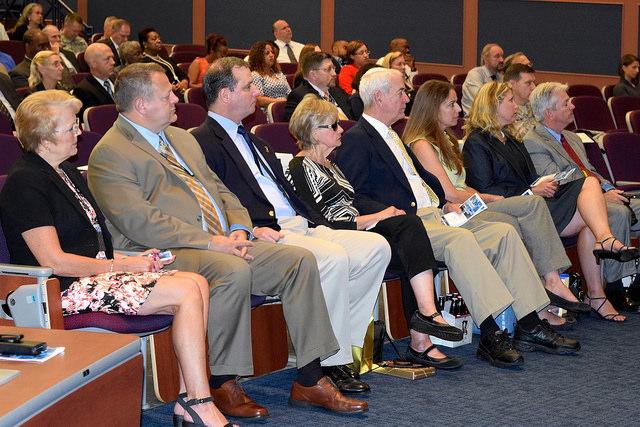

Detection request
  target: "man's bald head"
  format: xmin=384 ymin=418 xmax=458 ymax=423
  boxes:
xmin=85 ymin=42 xmax=115 ymax=79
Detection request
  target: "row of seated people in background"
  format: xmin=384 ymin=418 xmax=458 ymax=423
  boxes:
xmin=3 ymin=58 xmax=640 ymax=425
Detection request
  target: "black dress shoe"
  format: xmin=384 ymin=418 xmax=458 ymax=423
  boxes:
xmin=476 ymin=330 xmax=523 ymax=368
xmin=545 ymin=289 xmax=591 ymax=314
xmin=322 ymin=365 xmax=370 ymax=394
xmin=404 ymin=344 xmax=463 ymax=370
xmin=409 ymin=310 xmax=464 ymax=341
xmin=513 ymin=319 xmax=580 ymax=354
xmin=605 ymin=286 xmax=640 ymax=312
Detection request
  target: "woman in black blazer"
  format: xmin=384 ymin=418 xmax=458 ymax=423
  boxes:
xmin=0 ymin=90 xmax=232 ymax=427
xmin=463 ymin=82 xmax=637 ymax=322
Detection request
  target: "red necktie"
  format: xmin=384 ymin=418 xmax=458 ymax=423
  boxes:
xmin=560 ymin=134 xmax=594 ymax=178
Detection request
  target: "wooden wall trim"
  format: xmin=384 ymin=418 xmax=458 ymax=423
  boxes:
xmin=192 ymin=0 xmax=205 ymax=45
xmin=76 ymin=0 xmax=87 ymax=21
xmin=462 ymin=0 xmax=479 ymax=69
xmin=320 ymin=0 xmax=334 ymax=53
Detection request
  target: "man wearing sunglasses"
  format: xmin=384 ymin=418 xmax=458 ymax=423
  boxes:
xmin=283 ymin=52 xmax=353 ymax=121
xmin=192 ymin=57 xmax=392 ymax=406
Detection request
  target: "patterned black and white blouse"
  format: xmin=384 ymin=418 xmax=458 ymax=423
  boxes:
xmin=251 ymin=71 xmax=291 ymax=99
xmin=287 ymin=156 xmax=359 ymax=229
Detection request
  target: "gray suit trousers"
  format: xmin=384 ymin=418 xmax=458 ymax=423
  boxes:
xmin=477 ymin=195 xmax=572 ymax=276
xmin=417 ymin=207 xmax=550 ymax=324
xmin=170 ymin=242 xmax=339 ymax=376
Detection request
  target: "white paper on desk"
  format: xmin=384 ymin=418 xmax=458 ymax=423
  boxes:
xmin=0 ymin=368 xmax=20 ymax=385
xmin=0 ymin=346 xmax=65 ymax=363
xmin=442 ymin=193 xmax=487 ymax=227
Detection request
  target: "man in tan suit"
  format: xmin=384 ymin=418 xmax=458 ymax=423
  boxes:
xmin=88 ymin=63 xmax=367 ymax=417
xmin=336 ymin=68 xmax=580 ymax=368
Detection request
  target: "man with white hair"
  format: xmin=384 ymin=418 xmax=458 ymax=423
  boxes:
xmin=524 ymin=81 xmax=640 ymax=311
xmin=336 ymin=67 xmax=580 ymax=369
xmin=272 ymin=19 xmax=304 ymax=63
xmin=461 ymin=43 xmax=504 ymax=114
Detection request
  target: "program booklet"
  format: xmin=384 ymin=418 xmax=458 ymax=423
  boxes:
xmin=530 ymin=168 xmax=576 ymax=187
xmin=0 ymin=346 xmax=65 ymax=363
xmin=442 ymin=193 xmax=487 ymax=227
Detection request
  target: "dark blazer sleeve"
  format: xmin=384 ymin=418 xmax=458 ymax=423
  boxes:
xmin=330 ymin=86 xmax=354 ymax=120
xmin=287 ymin=157 xmax=357 ymax=230
xmin=336 ymin=125 xmax=394 ymax=214
xmin=284 ymin=86 xmax=306 ymax=122
xmin=0 ymin=72 xmax=23 ymax=109
xmin=463 ymin=132 xmax=529 ymax=197
xmin=349 ymin=93 xmax=364 ymax=120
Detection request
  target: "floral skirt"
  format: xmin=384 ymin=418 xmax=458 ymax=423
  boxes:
xmin=61 ymin=270 xmax=176 ymax=315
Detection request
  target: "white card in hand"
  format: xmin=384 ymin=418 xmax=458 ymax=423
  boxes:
xmin=442 ymin=193 xmax=487 ymax=227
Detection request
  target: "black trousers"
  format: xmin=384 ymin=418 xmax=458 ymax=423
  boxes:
xmin=371 ymin=214 xmax=437 ymax=324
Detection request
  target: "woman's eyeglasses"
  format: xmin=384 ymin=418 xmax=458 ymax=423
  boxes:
xmin=317 ymin=121 xmax=339 ymax=131
xmin=53 ymin=118 xmax=80 ymax=135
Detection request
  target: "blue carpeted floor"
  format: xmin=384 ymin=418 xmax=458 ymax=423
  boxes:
xmin=142 ymin=313 xmax=640 ymax=426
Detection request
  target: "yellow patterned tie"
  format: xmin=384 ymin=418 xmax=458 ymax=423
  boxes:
xmin=158 ymin=135 xmax=223 ymax=235
xmin=387 ymin=128 xmax=440 ymax=206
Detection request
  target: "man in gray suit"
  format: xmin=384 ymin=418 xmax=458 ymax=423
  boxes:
xmin=88 ymin=63 xmax=366 ymax=418
xmin=524 ymin=81 xmax=640 ymax=311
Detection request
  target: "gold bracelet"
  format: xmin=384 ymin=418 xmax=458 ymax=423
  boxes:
xmin=109 ymin=259 xmax=114 ymax=273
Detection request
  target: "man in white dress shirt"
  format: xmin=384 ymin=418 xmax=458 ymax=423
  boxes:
xmin=272 ymin=19 xmax=304 ymax=64
xmin=461 ymin=43 xmax=504 ymax=115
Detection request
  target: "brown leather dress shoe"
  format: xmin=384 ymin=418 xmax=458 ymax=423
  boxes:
xmin=289 ymin=377 xmax=368 ymax=414
xmin=211 ymin=379 xmax=269 ymax=419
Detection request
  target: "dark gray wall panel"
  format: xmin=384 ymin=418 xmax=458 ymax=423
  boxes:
xmin=87 ymin=1 xmax=192 ymax=44
xmin=206 ymin=0 xmax=321 ymax=50
xmin=478 ymin=0 xmax=621 ymax=75
xmin=335 ymin=0 xmax=463 ymax=64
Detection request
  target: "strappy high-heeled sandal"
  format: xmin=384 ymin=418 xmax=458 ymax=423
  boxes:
xmin=174 ymin=393 xmax=232 ymax=427
xmin=584 ymin=294 xmax=625 ymax=322
xmin=592 ymin=235 xmax=639 ymax=264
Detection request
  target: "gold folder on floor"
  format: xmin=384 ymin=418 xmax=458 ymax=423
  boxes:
xmin=371 ymin=360 xmax=436 ymax=380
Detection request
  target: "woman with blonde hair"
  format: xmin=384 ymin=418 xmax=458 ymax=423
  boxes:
xmin=381 ymin=51 xmax=414 ymax=114
xmin=10 ymin=2 xmax=43 ymax=41
xmin=0 ymin=90 xmax=235 ymax=427
xmin=287 ymin=94 xmax=464 ymax=370
xmin=28 ymin=50 xmax=64 ymax=92
xmin=462 ymin=82 xmax=638 ymax=322
xmin=405 ymin=80 xmax=592 ymax=325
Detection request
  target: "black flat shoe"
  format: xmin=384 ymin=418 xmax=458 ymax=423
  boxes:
xmin=476 ymin=330 xmax=523 ymax=368
xmin=513 ymin=319 xmax=580 ymax=354
xmin=322 ymin=365 xmax=370 ymax=393
xmin=409 ymin=311 xmax=464 ymax=341
xmin=545 ymin=289 xmax=591 ymax=313
xmin=593 ymin=235 xmax=640 ymax=264
xmin=405 ymin=344 xmax=463 ymax=370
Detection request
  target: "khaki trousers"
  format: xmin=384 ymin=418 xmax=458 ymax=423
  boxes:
xmin=417 ymin=207 xmax=550 ymax=324
xmin=171 ymin=241 xmax=339 ymax=376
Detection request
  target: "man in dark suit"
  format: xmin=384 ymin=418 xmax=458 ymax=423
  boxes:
xmin=72 ymin=43 xmax=115 ymax=118
xmin=283 ymin=52 xmax=353 ymax=121
xmin=192 ymin=57 xmax=390 ymax=400
xmin=0 ymin=72 xmax=24 ymax=129
xmin=335 ymin=67 xmax=579 ymax=368
xmin=9 ymin=29 xmax=50 ymax=88
xmin=97 ymin=18 xmax=130 ymax=67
